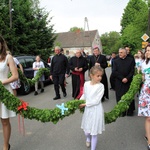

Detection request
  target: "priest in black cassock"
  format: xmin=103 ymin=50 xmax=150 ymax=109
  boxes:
xmin=89 ymin=47 xmax=109 ymax=101
xmin=69 ymin=49 xmax=88 ymax=99
xmin=112 ymin=48 xmax=135 ymax=116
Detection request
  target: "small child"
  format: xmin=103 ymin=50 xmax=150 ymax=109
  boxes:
xmin=80 ymin=66 xmax=105 ymax=150
xmin=33 ymin=55 xmax=45 ymax=95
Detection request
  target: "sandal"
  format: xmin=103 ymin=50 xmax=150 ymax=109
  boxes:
xmin=145 ymin=136 xmax=148 ymax=142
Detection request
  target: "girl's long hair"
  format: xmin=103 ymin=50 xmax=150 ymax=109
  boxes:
xmin=145 ymin=44 xmax=150 ymax=64
xmin=0 ymin=35 xmax=8 ymax=61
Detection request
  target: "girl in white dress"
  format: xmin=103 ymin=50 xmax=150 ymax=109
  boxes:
xmin=33 ymin=55 xmax=45 ymax=95
xmin=138 ymin=45 xmax=150 ymax=150
xmin=0 ymin=35 xmax=18 ymax=150
xmin=80 ymin=66 xmax=105 ymax=150
xmin=134 ymin=50 xmax=145 ymax=73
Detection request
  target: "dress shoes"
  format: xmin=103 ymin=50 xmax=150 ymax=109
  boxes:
xmin=121 ymin=112 xmax=126 ymax=117
xmin=41 ymin=89 xmax=44 ymax=93
xmin=53 ymin=96 xmax=61 ymax=100
xmin=8 ymin=144 xmax=10 ymax=150
xmin=110 ymin=88 xmax=115 ymax=91
xmin=34 ymin=91 xmax=38 ymax=96
xmin=145 ymin=136 xmax=148 ymax=142
xmin=102 ymin=97 xmax=105 ymax=102
xmin=63 ymin=92 xmax=67 ymax=97
xmin=127 ymin=111 xmax=134 ymax=116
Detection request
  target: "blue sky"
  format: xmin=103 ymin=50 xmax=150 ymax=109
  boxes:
xmin=40 ymin=0 xmax=129 ymax=35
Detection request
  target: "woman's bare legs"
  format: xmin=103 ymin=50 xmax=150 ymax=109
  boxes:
xmin=13 ymin=89 xmax=17 ymax=96
xmin=1 ymin=118 xmax=11 ymax=150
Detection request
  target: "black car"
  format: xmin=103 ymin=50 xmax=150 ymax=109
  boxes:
xmin=15 ymin=55 xmax=51 ymax=95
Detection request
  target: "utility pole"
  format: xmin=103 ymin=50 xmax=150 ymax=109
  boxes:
xmin=146 ymin=0 xmax=150 ymax=37
xmin=83 ymin=17 xmax=92 ymax=51
xmin=148 ymin=1 xmax=150 ymax=36
xmin=9 ymin=0 xmax=12 ymax=29
xmin=9 ymin=0 xmax=13 ymax=53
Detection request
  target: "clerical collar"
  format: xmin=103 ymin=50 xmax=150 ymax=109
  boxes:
xmin=94 ymin=54 xmax=100 ymax=58
xmin=76 ymin=55 xmax=82 ymax=58
xmin=56 ymin=53 xmax=61 ymax=56
xmin=120 ymin=56 xmax=127 ymax=59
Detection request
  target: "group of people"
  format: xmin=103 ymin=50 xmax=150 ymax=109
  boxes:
xmin=49 ymin=46 xmax=109 ymax=101
xmin=108 ymin=46 xmax=150 ymax=150
xmin=79 ymin=45 xmax=150 ymax=150
xmin=49 ymin=46 xmax=136 ymax=150
xmin=1 ymin=32 xmax=150 ymax=150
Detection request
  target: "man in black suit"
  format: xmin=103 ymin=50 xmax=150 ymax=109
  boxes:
xmin=112 ymin=48 xmax=135 ymax=116
xmin=50 ymin=46 xmax=69 ymax=100
xmin=89 ymin=47 xmax=109 ymax=101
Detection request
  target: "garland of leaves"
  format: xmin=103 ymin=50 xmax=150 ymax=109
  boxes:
xmin=18 ymin=68 xmax=50 ymax=86
xmin=105 ymin=73 xmax=142 ymax=124
xmin=1 ymin=69 xmax=142 ymax=124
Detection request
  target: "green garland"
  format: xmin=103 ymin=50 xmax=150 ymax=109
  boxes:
xmin=105 ymin=73 xmax=142 ymax=124
xmin=1 ymin=69 xmax=142 ymax=124
xmin=18 ymin=68 xmax=50 ymax=86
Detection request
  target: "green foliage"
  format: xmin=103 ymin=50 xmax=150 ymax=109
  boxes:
xmin=0 ymin=79 xmax=85 ymax=123
xmin=0 ymin=0 xmax=56 ymax=60
xmin=121 ymin=0 xmax=148 ymax=53
xmin=121 ymin=0 xmax=148 ymax=33
xmin=69 ymin=26 xmax=84 ymax=32
xmin=105 ymin=73 xmax=142 ymax=124
xmin=100 ymin=31 xmax=121 ymax=54
xmin=18 ymin=68 xmax=50 ymax=86
xmin=5 ymin=68 xmax=142 ymax=124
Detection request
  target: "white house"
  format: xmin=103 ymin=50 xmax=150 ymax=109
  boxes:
xmin=54 ymin=30 xmax=102 ymax=56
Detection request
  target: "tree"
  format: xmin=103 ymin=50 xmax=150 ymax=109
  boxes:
xmin=121 ymin=0 xmax=147 ymax=33
xmin=121 ymin=0 xmax=148 ymax=53
xmin=69 ymin=26 xmax=84 ymax=32
xmin=0 ymin=0 xmax=56 ymax=61
xmin=100 ymin=31 xmax=121 ymax=54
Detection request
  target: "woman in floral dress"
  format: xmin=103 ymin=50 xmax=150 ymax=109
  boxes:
xmin=138 ymin=44 xmax=150 ymax=150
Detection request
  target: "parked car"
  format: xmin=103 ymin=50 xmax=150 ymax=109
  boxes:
xmin=14 ymin=55 xmax=51 ymax=95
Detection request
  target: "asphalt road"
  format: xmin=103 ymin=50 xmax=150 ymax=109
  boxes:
xmin=0 ymin=67 xmax=147 ymax=150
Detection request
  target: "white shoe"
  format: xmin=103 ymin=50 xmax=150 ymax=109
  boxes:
xmin=86 ymin=141 xmax=91 ymax=148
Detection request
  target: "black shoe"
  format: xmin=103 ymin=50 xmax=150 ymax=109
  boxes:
xmin=121 ymin=112 xmax=126 ymax=117
xmin=34 ymin=91 xmax=38 ymax=96
xmin=8 ymin=144 xmax=10 ymax=150
xmin=110 ymin=88 xmax=115 ymax=91
xmin=41 ymin=89 xmax=44 ymax=93
xmin=63 ymin=92 xmax=67 ymax=97
xmin=53 ymin=96 xmax=61 ymax=100
xmin=147 ymin=144 xmax=150 ymax=150
xmin=145 ymin=136 xmax=148 ymax=142
xmin=127 ymin=112 xmax=134 ymax=116
xmin=102 ymin=97 xmax=105 ymax=102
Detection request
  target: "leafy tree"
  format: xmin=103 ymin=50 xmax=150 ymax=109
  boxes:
xmin=100 ymin=31 xmax=121 ymax=54
xmin=121 ymin=0 xmax=147 ymax=33
xmin=69 ymin=26 xmax=84 ymax=32
xmin=0 ymin=0 xmax=56 ymax=61
xmin=121 ymin=0 xmax=148 ymax=53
